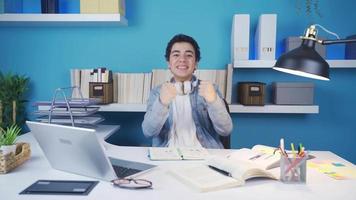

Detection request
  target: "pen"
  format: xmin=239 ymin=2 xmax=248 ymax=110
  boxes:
xmin=280 ymin=138 xmax=286 ymax=156
xmin=208 ymin=165 xmax=231 ymax=177
xmin=249 ymin=153 xmax=265 ymax=160
xmin=298 ymin=143 xmax=303 ymax=153
xmin=291 ymin=143 xmax=296 ymax=159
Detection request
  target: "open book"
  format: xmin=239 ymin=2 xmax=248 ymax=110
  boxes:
xmin=148 ymin=147 xmax=210 ymax=160
xmin=169 ymin=145 xmax=281 ymax=192
xmin=228 ymin=145 xmax=282 ymax=170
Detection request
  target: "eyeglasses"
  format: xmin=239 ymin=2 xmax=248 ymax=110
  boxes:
xmin=111 ymin=178 xmax=153 ymax=190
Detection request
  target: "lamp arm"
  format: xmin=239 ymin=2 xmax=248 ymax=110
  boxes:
xmin=321 ymin=38 xmax=356 ymax=45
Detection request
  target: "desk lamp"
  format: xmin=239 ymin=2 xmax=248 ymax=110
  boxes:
xmin=273 ymin=24 xmax=356 ymax=81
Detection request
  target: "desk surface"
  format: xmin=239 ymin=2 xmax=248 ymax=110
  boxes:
xmin=2 ymin=128 xmax=356 ymax=200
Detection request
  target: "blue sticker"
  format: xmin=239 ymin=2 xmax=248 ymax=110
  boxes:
xmin=332 ymin=162 xmax=345 ymax=167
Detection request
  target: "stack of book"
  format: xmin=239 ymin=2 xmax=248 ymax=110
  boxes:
xmin=71 ymin=66 xmax=232 ymax=105
xmin=115 ymin=72 xmax=152 ymax=104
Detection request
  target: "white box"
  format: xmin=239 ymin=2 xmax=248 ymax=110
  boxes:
xmin=255 ymin=14 xmax=277 ymax=60
xmin=231 ymin=14 xmax=250 ymax=62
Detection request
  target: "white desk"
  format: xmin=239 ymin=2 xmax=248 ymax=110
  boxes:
xmin=1 ymin=128 xmax=356 ymax=200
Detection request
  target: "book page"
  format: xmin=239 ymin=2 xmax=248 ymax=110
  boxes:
xmin=227 ymin=147 xmax=281 ymax=170
xmin=178 ymin=147 xmax=210 ymax=160
xmin=206 ymin=156 xmax=277 ymax=182
xmin=148 ymin=147 xmax=182 ymax=160
xmin=169 ymin=164 xmax=242 ymax=192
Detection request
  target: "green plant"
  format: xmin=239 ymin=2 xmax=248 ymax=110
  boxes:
xmin=0 ymin=72 xmax=30 ymax=130
xmin=0 ymin=124 xmax=21 ymax=146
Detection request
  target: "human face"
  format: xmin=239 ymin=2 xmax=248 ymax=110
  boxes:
xmin=168 ymin=42 xmax=197 ymax=82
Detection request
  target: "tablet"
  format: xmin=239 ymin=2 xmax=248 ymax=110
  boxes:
xmin=20 ymin=180 xmax=98 ymax=195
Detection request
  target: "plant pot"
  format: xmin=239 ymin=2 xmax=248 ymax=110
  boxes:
xmin=0 ymin=144 xmax=17 ymax=155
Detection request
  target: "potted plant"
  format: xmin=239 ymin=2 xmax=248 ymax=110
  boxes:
xmin=0 ymin=72 xmax=30 ymax=130
xmin=0 ymin=124 xmax=21 ymax=155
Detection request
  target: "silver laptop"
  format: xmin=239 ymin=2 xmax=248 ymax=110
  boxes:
xmin=26 ymin=121 xmax=156 ymax=181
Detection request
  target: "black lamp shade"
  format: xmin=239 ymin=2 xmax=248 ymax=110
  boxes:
xmin=273 ymin=39 xmax=330 ymax=81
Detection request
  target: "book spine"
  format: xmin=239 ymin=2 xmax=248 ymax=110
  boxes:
xmin=41 ymin=0 xmax=59 ymax=13
xmin=4 ymin=0 xmax=23 ymax=13
xmin=225 ymin=64 xmax=233 ymax=104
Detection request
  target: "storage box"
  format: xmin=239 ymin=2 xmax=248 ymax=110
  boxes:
xmin=273 ymin=82 xmax=314 ymax=105
xmin=238 ymin=82 xmax=265 ymax=106
xmin=99 ymin=0 xmax=125 ymax=15
xmin=345 ymin=35 xmax=356 ymax=59
xmin=0 ymin=143 xmax=31 ymax=174
xmin=89 ymin=82 xmax=113 ymax=104
xmin=285 ymin=37 xmax=326 ymax=58
xmin=80 ymin=0 xmax=125 ymax=15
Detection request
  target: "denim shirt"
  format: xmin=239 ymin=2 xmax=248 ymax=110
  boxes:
xmin=142 ymin=80 xmax=233 ymax=149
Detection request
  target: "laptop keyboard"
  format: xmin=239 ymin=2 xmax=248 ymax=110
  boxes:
xmin=112 ymin=165 xmax=142 ymax=178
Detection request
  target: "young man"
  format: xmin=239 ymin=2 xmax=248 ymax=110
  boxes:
xmin=142 ymin=34 xmax=233 ymax=148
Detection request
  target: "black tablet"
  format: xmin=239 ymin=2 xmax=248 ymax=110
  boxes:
xmin=20 ymin=180 xmax=99 ymax=195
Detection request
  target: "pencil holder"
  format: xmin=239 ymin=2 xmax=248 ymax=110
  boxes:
xmin=280 ymin=155 xmax=307 ymax=183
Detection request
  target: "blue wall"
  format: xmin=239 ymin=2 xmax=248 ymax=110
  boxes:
xmin=1 ymin=0 xmax=356 ymax=163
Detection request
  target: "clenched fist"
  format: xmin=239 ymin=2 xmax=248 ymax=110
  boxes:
xmin=160 ymin=82 xmax=177 ymax=106
xmin=198 ymin=80 xmax=217 ymax=103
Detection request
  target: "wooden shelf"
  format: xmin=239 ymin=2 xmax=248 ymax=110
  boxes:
xmin=233 ymin=60 xmax=356 ymax=68
xmin=0 ymin=14 xmax=128 ymax=26
xmin=98 ymin=103 xmax=319 ymax=114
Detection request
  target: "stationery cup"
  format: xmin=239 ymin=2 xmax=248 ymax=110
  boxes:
xmin=280 ymin=155 xmax=307 ymax=183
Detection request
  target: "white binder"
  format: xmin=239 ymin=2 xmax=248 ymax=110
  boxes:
xmin=255 ymin=14 xmax=277 ymax=60
xmin=231 ymin=14 xmax=250 ymax=62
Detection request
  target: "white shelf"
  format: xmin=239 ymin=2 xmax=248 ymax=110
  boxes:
xmin=98 ymin=103 xmax=318 ymax=114
xmin=234 ymin=60 xmax=276 ymax=68
xmin=99 ymin=104 xmax=147 ymax=112
xmin=0 ymin=14 xmax=128 ymax=26
xmin=233 ymin=60 xmax=356 ymax=68
xmin=229 ymin=104 xmax=319 ymax=114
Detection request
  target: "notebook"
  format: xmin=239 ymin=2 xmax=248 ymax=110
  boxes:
xmin=26 ymin=121 xmax=156 ymax=181
xmin=148 ymin=147 xmax=210 ymax=160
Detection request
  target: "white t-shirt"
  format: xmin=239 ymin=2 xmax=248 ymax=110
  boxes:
xmin=167 ymin=94 xmax=202 ymax=148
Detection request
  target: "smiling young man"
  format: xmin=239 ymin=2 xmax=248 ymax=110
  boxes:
xmin=142 ymin=34 xmax=233 ymax=149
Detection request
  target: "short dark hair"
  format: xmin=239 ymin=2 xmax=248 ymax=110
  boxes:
xmin=165 ymin=34 xmax=201 ymax=62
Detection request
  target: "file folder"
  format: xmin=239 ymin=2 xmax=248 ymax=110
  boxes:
xmin=231 ymin=14 xmax=250 ymax=62
xmin=255 ymin=14 xmax=277 ymax=60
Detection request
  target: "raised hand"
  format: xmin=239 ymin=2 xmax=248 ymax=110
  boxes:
xmin=159 ymin=82 xmax=177 ymax=106
xmin=198 ymin=80 xmax=217 ymax=103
